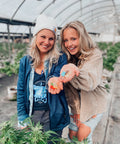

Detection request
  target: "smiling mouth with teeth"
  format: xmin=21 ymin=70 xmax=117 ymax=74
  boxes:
xmin=69 ymin=47 xmax=75 ymax=50
xmin=43 ymin=46 xmax=49 ymax=49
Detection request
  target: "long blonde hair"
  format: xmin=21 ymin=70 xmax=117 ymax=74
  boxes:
xmin=30 ymin=34 xmax=61 ymax=71
xmin=60 ymin=21 xmax=97 ymax=63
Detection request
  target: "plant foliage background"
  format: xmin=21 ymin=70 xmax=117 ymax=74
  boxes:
xmin=0 ymin=43 xmax=27 ymax=76
xmin=97 ymin=42 xmax=120 ymax=71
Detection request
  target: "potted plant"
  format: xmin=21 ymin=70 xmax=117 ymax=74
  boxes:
xmin=7 ymin=86 xmax=17 ymax=101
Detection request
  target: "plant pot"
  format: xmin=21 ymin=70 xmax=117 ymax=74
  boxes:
xmin=7 ymin=86 xmax=17 ymax=101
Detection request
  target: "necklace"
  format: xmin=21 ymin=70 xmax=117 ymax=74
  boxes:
xmin=35 ymin=63 xmax=44 ymax=74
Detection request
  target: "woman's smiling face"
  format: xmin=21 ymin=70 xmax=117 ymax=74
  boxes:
xmin=36 ymin=29 xmax=55 ymax=55
xmin=63 ymin=27 xmax=80 ymax=56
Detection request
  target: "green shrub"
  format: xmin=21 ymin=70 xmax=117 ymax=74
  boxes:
xmin=0 ymin=116 xmax=89 ymax=144
xmin=97 ymin=42 xmax=120 ymax=71
xmin=97 ymin=42 xmax=108 ymax=51
xmin=105 ymin=84 xmax=110 ymax=92
xmin=0 ymin=49 xmax=25 ymax=76
xmin=0 ymin=42 xmax=28 ymax=59
xmin=103 ymin=43 xmax=120 ymax=71
xmin=0 ymin=43 xmax=9 ymax=59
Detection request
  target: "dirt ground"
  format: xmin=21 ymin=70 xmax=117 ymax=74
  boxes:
xmin=0 ymin=74 xmax=17 ymax=123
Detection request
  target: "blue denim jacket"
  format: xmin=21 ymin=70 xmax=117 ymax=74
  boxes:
xmin=17 ymin=54 xmax=70 ymax=131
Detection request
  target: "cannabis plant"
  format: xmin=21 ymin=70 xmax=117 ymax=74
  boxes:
xmin=0 ymin=115 xmax=88 ymax=144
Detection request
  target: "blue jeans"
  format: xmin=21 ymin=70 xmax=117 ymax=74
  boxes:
xmin=69 ymin=113 xmax=103 ymax=144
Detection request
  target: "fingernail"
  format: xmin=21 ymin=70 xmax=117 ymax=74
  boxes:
xmin=61 ymin=71 xmax=66 ymax=77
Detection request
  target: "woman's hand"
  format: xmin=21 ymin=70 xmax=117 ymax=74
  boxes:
xmin=48 ymin=77 xmax=63 ymax=94
xmin=60 ymin=63 xmax=80 ymax=83
xmin=19 ymin=126 xmax=27 ymax=129
xmin=18 ymin=121 xmax=28 ymax=130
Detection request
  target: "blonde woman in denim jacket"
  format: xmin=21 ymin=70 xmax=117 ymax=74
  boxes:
xmin=17 ymin=14 xmax=70 ymax=139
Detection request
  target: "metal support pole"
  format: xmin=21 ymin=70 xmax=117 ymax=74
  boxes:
xmin=7 ymin=24 xmax=11 ymax=60
xmin=29 ymin=26 xmax=32 ymax=43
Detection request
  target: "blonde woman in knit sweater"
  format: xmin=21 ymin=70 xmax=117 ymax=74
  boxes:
xmin=48 ymin=21 xmax=108 ymax=144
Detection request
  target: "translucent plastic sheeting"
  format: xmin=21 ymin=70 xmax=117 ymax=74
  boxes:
xmin=0 ymin=23 xmax=30 ymax=33
xmin=0 ymin=0 xmax=119 ymax=35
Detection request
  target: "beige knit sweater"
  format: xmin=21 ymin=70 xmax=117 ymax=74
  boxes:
xmin=64 ymin=48 xmax=108 ymax=122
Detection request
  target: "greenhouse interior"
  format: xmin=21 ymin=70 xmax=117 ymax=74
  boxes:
xmin=0 ymin=0 xmax=120 ymax=144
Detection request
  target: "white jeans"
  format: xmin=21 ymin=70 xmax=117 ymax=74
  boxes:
xmin=69 ymin=113 xmax=103 ymax=144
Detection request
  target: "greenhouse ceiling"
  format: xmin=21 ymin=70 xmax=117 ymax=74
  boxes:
xmin=0 ymin=0 xmax=120 ymax=36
